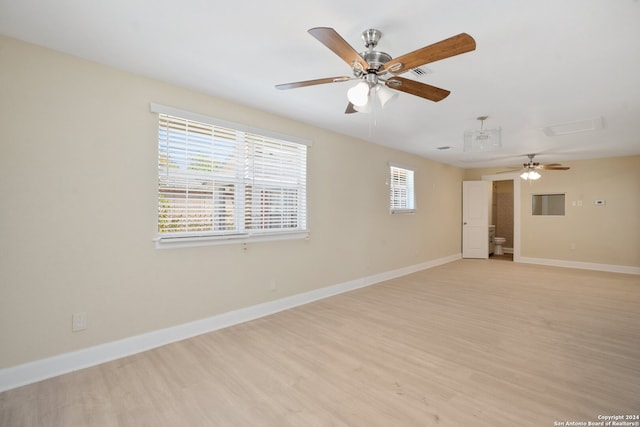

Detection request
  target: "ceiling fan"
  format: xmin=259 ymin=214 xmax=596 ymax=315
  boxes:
xmin=500 ymin=154 xmax=570 ymax=180
xmin=275 ymin=27 xmax=476 ymax=113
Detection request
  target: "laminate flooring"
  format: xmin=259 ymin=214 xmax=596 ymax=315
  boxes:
xmin=1 ymin=259 xmax=639 ymax=426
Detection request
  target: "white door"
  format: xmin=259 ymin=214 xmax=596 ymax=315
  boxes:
xmin=462 ymin=180 xmax=490 ymax=258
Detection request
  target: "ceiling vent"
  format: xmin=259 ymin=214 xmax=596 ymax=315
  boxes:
xmin=542 ymin=117 xmax=604 ymax=136
xmin=410 ymin=67 xmax=431 ymax=78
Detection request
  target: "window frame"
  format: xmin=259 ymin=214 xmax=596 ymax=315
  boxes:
xmin=151 ymin=103 xmax=311 ymax=248
xmin=389 ymin=163 xmax=416 ymax=214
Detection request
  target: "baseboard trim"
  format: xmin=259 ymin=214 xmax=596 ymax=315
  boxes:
xmin=518 ymin=256 xmax=640 ymax=275
xmin=0 ymin=253 xmax=461 ymax=393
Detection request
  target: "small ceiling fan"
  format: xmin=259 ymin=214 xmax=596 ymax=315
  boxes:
xmin=500 ymin=154 xmax=570 ymax=180
xmin=275 ymin=27 xmax=476 ymax=113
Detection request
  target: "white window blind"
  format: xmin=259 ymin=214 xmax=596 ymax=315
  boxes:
xmin=156 ymin=112 xmax=308 ymax=242
xmin=389 ymin=165 xmax=415 ymax=213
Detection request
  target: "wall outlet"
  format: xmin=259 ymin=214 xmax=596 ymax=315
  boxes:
xmin=72 ymin=312 xmax=87 ymax=332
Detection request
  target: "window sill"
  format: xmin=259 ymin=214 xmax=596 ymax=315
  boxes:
xmin=154 ymin=230 xmax=310 ymax=249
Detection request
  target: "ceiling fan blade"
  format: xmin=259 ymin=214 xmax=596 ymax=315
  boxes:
xmin=275 ymin=76 xmax=352 ymax=90
xmin=385 ymin=77 xmax=450 ymax=102
xmin=498 ymin=169 xmax=523 ymax=174
xmin=542 ymin=165 xmax=570 ymax=170
xmin=345 ymin=103 xmax=357 ymax=114
xmin=308 ymin=27 xmax=369 ymax=71
xmin=381 ymin=33 xmax=476 ymax=74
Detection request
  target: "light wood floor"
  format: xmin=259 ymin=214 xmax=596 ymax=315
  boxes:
xmin=2 ymin=260 xmax=639 ymax=426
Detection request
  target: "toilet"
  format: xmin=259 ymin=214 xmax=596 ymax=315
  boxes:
xmin=493 ymin=237 xmax=506 ymax=256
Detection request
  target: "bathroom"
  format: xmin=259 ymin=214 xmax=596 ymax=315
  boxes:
xmin=490 ymin=180 xmax=514 ymax=260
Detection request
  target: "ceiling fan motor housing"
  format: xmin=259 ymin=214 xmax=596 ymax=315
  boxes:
xmin=354 ymin=29 xmax=392 ymax=78
xmin=361 ymin=51 xmax=392 ymax=71
xmin=524 ymin=154 xmax=540 ymax=169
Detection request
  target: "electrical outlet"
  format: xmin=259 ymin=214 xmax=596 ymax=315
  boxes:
xmin=72 ymin=312 xmax=87 ymax=332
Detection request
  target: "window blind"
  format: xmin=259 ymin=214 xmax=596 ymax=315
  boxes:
xmin=157 ymin=113 xmax=307 ymax=239
xmin=389 ymin=165 xmax=415 ymax=213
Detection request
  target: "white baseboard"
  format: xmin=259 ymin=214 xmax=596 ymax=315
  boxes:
xmin=517 ymin=256 xmax=640 ymax=275
xmin=0 ymin=253 xmax=461 ymax=393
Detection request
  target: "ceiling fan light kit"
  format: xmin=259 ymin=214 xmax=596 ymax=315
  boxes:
xmin=375 ymin=85 xmax=398 ymax=107
xmin=347 ymin=81 xmax=370 ymax=106
xmin=276 ymin=27 xmax=476 ymax=114
xmin=350 ymin=84 xmax=399 ymax=113
xmin=463 ymin=116 xmax=502 ymax=152
xmin=520 ymin=170 xmax=541 ymax=180
xmin=498 ymin=154 xmax=570 ymax=180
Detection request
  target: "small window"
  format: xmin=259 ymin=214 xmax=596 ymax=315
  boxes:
xmin=152 ymin=104 xmax=309 ymax=246
xmin=532 ymin=193 xmax=565 ymax=216
xmin=389 ymin=165 xmax=415 ymax=214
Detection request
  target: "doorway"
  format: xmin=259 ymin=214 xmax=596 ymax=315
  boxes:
xmin=482 ymin=173 xmax=520 ymax=262
xmin=490 ymin=180 xmax=514 ymax=261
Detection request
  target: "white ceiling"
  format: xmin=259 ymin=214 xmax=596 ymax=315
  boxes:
xmin=1 ymin=0 xmax=639 ymax=169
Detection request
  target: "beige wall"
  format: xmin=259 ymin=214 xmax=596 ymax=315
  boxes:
xmin=0 ymin=36 xmax=464 ymax=369
xmin=465 ymin=156 xmax=640 ymax=266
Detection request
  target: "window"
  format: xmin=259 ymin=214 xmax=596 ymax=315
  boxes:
xmin=152 ymin=103 xmax=309 ymax=246
xmin=389 ymin=165 xmax=415 ymax=213
xmin=532 ymin=193 xmax=565 ymax=216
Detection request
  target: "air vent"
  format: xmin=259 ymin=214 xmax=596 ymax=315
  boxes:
xmin=411 ymin=67 xmax=432 ymax=78
xmin=542 ymin=117 xmax=604 ymax=136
